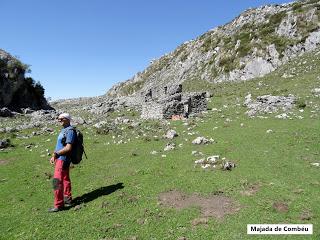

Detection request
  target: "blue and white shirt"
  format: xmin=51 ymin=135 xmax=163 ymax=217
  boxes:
xmin=55 ymin=125 xmax=76 ymax=162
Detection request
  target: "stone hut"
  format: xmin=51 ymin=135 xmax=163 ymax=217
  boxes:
xmin=141 ymin=84 xmax=207 ymax=119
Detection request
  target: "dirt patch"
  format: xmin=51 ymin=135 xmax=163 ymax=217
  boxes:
xmin=0 ymin=159 xmax=9 ymax=165
xmin=300 ymin=210 xmax=313 ymax=220
xmin=0 ymin=158 xmax=16 ymax=165
xmin=191 ymin=217 xmax=209 ymax=227
xmin=272 ymin=202 xmax=289 ymax=213
xmin=158 ymin=190 xmax=240 ymax=220
xmin=240 ymin=183 xmax=261 ymax=196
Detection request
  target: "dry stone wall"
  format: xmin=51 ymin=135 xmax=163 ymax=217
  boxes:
xmin=141 ymin=84 xmax=207 ymax=119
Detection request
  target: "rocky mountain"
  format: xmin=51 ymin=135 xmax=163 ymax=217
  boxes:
xmin=0 ymin=49 xmax=52 ymax=112
xmin=106 ymin=0 xmax=320 ymax=98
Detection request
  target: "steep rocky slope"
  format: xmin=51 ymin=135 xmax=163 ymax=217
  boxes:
xmin=107 ymin=0 xmax=320 ymax=98
xmin=0 ymin=49 xmax=52 ymax=111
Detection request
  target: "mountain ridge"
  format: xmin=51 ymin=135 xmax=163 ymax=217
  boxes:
xmin=106 ymin=0 xmax=320 ymax=99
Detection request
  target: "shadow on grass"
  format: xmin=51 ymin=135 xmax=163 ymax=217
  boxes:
xmin=71 ymin=182 xmax=124 ymax=206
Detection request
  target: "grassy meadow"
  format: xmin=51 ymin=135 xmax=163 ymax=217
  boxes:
xmin=1 ymin=51 xmax=320 ymax=239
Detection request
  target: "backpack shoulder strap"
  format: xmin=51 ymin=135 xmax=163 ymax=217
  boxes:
xmin=62 ymin=126 xmax=76 ymax=142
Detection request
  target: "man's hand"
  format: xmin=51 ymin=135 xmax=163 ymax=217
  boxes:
xmin=50 ymin=151 xmax=58 ymax=165
xmin=50 ymin=157 xmax=56 ymax=165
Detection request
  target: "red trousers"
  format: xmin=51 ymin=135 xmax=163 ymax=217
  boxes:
xmin=53 ymin=159 xmax=72 ymax=208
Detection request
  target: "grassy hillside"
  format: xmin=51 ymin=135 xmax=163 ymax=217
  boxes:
xmin=0 ymin=50 xmax=319 ymax=239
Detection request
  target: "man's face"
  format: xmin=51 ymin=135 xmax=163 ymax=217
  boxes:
xmin=57 ymin=117 xmax=69 ymax=127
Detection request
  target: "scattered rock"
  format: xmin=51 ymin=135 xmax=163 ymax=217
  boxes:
xmin=192 ymin=136 xmax=213 ymax=145
xmin=74 ymin=205 xmax=82 ymax=211
xmin=195 ymin=156 xmax=237 ymax=171
xmin=42 ymin=127 xmax=54 ymax=133
xmin=177 ymin=237 xmax=188 ymax=240
xmin=0 ymin=107 xmax=14 ymax=117
xmin=275 ymin=113 xmax=290 ymax=119
xmin=222 ymin=161 xmax=236 ymax=171
xmin=22 ymin=108 xmax=34 ymax=114
xmin=245 ymin=94 xmax=295 ymax=117
xmin=0 ymin=139 xmax=11 ymax=149
xmin=281 ymin=73 xmax=294 ymax=78
xmin=194 ymin=158 xmax=205 ymax=164
xmin=73 ymin=116 xmax=86 ymax=125
xmin=164 ymin=143 xmax=176 ymax=151
xmin=312 ymin=88 xmax=320 ymax=97
xmin=191 ymin=151 xmax=203 ymax=156
xmin=207 ymin=155 xmax=219 ymax=164
xmin=165 ymin=129 xmax=178 ymax=139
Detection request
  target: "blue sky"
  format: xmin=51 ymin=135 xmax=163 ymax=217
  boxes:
xmin=1 ymin=0 xmax=291 ymax=100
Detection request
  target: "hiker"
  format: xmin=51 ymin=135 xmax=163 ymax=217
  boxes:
xmin=48 ymin=113 xmax=76 ymax=212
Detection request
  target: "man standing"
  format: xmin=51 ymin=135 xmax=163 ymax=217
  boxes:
xmin=48 ymin=113 xmax=75 ymax=212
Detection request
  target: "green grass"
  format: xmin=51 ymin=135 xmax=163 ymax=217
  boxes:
xmin=1 ymin=51 xmax=320 ymax=239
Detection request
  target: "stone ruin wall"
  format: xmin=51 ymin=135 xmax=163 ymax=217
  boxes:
xmin=141 ymin=102 xmax=163 ymax=120
xmin=184 ymin=92 xmax=207 ymax=114
xmin=141 ymin=84 xmax=208 ymax=120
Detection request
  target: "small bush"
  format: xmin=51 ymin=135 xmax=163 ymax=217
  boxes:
xmin=143 ymin=136 xmax=152 ymax=142
xmin=292 ymin=2 xmax=303 ymax=12
xmin=120 ymin=80 xmax=145 ymax=96
xmin=0 ymin=138 xmax=11 ymax=149
xmin=96 ymin=128 xmax=110 ymax=135
xmin=295 ymin=99 xmax=307 ymax=109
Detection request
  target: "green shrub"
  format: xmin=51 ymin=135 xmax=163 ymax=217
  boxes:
xmin=295 ymin=99 xmax=307 ymax=108
xmin=234 ymin=32 xmax=252 ymax=57
xmin=142 ymin=136 xmax=152 ymax=142
xmin=292 ymin=2 xmax=304 ymax=13
xmin=120 ymin=80 xmax=145 ymax=96
xmin=96 ymin=127 xmax=110 ymax=135
xmin=200 ymin=34 xmax=219 ymax=53
xmin=269 ymin=11 xmax=287 ymax=26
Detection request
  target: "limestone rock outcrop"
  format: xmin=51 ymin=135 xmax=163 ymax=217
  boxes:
xmin=106 ymin=0 xmax=320 ymax=100
xmin=0 ymin=49 xmax=52 ymax=111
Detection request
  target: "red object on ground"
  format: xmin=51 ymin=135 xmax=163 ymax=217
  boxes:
xmin=171 ymin=115 xmax=184 ymax=120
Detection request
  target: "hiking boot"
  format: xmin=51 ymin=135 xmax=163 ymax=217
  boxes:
xmin=64 ymin=196 xmax=73 ymax=207
xmin=64 ymin=202 xmax=72 ymax=207
xmin=48 ymin=207 xmax=63 ymax=213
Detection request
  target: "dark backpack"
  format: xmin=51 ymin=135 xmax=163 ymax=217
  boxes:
xmin=62 ymin=127 xmax=87 ymax=164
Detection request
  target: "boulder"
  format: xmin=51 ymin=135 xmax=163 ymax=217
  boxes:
xmin=0 ymin=107 xmax=14 ymax=117
xmin=165 ymin=130 xmax=178 ymax=139
xmin=0 ymin=139 xmax=11 ymax=148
